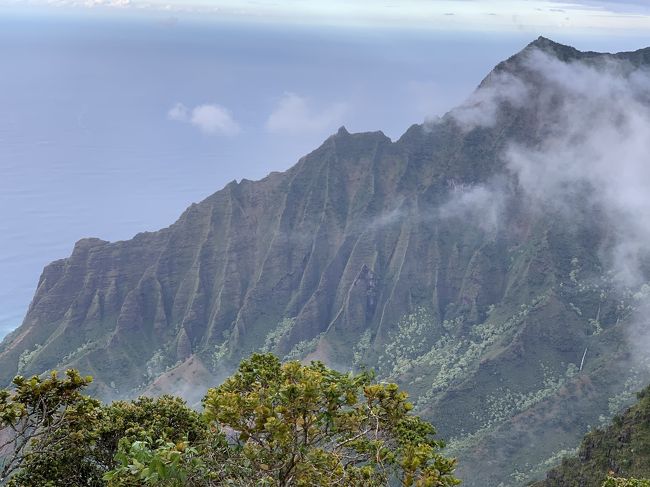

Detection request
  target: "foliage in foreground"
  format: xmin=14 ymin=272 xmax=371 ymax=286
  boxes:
xmin=0 ymin=353 xmax=459 ymax=486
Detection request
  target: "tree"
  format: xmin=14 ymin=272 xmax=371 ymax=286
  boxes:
xmin=5 ymin=394 xmax=208 ymax=486
xmin=1 ymin=354 xmax=460 ymax=486
xmin=0 ymin=369 xmax=97 ymax=484
xmin=203 ymin=353 xmax=460 ymax=486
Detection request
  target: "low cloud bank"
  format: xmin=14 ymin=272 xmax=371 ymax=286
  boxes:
xmin=446 ymin=45 xmax=650 ymax=366
xmin=513 ymin=49 xmax=650 ymax=286
xmin=449 ymin=47 xmax=650 ymax=287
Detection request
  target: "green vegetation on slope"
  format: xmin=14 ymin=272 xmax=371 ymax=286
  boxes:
xmin=603 ymin=478 xmax=650 ymax=487
xmin=533 ymin=385 xmax=650 ymax=487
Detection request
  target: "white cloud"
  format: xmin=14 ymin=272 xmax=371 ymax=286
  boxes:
xmin=44 ymin=0 xmax=132 ymax=7
xmin=24 ymin=1 xmax=650 ymax=32
xmin=442 ymin=44 xmax=650 ymax=286
xmin=438 ymin=181 xmax=509 ymax=235
xmin=367 ymin=204 xmax=407 ymax=231
xmin=554 ymin=0 xmax=650 ymax=14
xmin=491 ymin=48 xmax=650 ymax=286
xmin=167 ymin=102 xmax=241 ymax=136
xmin=449 ymin=71 xmax=530 ymax=131
xmin=265 ymin=92 xmax=347 ymax=135
xmin=435 ymin=46 xmax=650 ymax=365
xmin=190 ymin=104 xmax=241 ymax=136
xmin=167 ymin=102 xmax=189 ymax=122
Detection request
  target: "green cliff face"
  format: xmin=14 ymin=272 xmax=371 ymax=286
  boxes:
xmin=533 ymin=385 xmax=650 ymax=487
xmin=2 ymin=37 xmax=650 ymax=486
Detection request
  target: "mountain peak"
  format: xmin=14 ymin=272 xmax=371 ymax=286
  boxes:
xmin=477 ymin=36 xmax=587 ymax=86
xmin=6 ymin=37 xmax=650 ymax=487
xmin=528 ymin=36 xmax=564 ymax=49
xmin=72 ymin=237 xmax=109 ymax=254
xmin=522 ymin=36 xmax=582 ymax=59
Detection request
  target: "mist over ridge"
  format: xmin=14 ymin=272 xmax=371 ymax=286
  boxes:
xmin=4 ymin=35 xmax=650 ymax=486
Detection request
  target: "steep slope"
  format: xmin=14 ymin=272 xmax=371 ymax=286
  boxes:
xmin=3 ymin=37 xmax=650 ymax=486
xmin=533 ymin=385 xmax=650 ymax=486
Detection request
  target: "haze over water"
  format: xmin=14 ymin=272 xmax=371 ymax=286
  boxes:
xmin=0 ymin=8 xmax=646 ymax=339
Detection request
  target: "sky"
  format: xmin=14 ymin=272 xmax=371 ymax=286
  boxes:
xmin=0 ymin=1 xmax=649 ymax=340
xmin=5 ymin=0 xmax=650 ymax=33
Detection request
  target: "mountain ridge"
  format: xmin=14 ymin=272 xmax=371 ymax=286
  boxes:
xmin=3 ymin=38 xmax=650 ymax=486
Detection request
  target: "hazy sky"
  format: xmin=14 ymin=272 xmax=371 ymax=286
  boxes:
xmin=6 ymin=0 xmax=650 ymax=32
xmin=0 ymin=2 xmax=648 ymax=339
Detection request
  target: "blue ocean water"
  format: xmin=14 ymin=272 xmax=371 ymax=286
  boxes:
xmin=0 ymin=11 xmax=646 ymax=339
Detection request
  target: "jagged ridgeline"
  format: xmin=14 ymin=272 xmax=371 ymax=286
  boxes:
xmin=2 ymin=37 xmax=650 ymax=486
